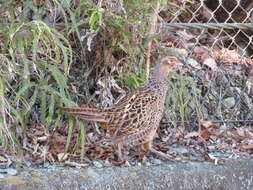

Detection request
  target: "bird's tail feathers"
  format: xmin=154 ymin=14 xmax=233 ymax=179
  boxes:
xmin=60 ymin=106 xmax=109 ymax=123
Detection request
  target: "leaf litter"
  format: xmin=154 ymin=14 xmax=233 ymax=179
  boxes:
xmin=20 ymin=116 xmax=253 ymax=167
xmin=19 ymin=29 xmax=253 ymax=167
xmin=2 ymin=0 xmax=253 ymax=168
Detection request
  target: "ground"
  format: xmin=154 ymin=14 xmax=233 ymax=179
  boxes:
xmin=0 ymin=159 xmax=253 ymax=190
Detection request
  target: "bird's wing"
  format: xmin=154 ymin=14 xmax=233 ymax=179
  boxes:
xmin=107 ymin=88 xmax=158 ymax=136
xmin=60 ymin=87 xmax=159 ymax=136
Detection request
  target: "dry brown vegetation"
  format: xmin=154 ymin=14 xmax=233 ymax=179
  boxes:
xmin=0 ymin=0 xmax=252 ymax=167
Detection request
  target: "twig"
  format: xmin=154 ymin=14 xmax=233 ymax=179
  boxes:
xmin=146 ymin=0 xmax=161 ymax=79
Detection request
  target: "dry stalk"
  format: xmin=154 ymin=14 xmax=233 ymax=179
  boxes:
xmin=146 ymin=0 xmax=161 ymax=79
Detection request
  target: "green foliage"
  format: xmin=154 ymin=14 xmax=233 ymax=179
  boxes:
xmin=87 ymin=7 xmax=103 ymax=31
xmin=166 ymin=73 xmax=201 ymax=129
xmin=0 ymin=2 xmax=77 ymax=151
xmin=0 ymin=0 xmax=176 ymax=154
xmin=0 ymin=0 xmax=105 ymax=153
xmin=116 ymin=66 xmax=146 ymax=90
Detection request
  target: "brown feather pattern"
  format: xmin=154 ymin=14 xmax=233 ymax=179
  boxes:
xmin=60 ymin=56 xmax=180 ymax=152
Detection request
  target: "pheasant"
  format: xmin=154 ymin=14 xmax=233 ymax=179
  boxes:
xmin=61 ymin=56 xmax=182 ymax=160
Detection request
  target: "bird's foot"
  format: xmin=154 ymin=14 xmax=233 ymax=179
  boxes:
xmin=115 ymin=143 xmax=125 ymax=162
xmin=150 ymin=148 xmax=175 ymax=162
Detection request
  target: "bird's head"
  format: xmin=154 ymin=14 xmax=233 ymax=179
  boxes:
xmin=159 ymin=55 xmax=183 ymax=72
xmin=152 ymin=55 xmax=184 ymax=81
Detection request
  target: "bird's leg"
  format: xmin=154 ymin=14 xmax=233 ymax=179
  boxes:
xmin=143 ymin=141 xmax=152 ymax=152
xmin=116 ymin=143 xmax=123 ymax=161
xmin=144 ymin=141 xmax=175 ymax=162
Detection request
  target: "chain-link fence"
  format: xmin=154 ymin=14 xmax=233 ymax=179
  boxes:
xmin=158 ymin=0 xmax=253 ymax=128
xmin=164 ymin=0 xmax=253 ymax=57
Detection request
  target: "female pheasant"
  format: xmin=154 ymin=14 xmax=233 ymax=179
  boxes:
xmin=61 ymin=56 xmax=182 ymax=160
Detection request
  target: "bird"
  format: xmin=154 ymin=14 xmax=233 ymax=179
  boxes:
xmin=60 ymin=56 xmax=183 ymax=161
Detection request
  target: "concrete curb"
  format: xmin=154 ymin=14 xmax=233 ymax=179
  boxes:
xmin=0 ymin=159 xmax=253 ymax=190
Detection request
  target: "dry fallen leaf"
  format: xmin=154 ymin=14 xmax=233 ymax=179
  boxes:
xmin=239 ymin=144 xmax=253 ymax=150
xmin=200 ymin=129 xmax=212 ymax=139
xmin=192 ymin=46 xmax=210 ymax=61
xmin=200 ymin=120 xmax=220 ymax=130
xmin=203 ymin=153 xmax=219 ymax=165
xmin=203 ymin=58 xmax=218 ymax=71
xmin=225 ymin=127 xmax=253 ymax=140
xmin=57 ymin=153 xmax=69 ymax=162
xmin=37 ymin=135 xmax=49 ymax=143
xmin=0 ymin=155 xmax=7 ymax=162
xmin=213 ymin=48 xmax=253 ymax=65
xmin=199 ymin=120 xmax=221 ymax=139
xmin=184 ymin=131 xmax=199 ymax=138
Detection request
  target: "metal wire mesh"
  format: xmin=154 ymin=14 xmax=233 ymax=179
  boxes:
xmin=160 ymin=0 xmax=253 ymax=127
xmin=162 ymin=0 xmax=253 ymax=57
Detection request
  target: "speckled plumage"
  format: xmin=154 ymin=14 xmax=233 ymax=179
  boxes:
xmin=61 ymin=56 xmax=180 ymax=160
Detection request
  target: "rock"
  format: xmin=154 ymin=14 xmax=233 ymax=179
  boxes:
xmin=5 ymin=168 xmax=18 ymax=176
xmin=223 ymin=97 xmax=236 ymax=108
xmin=207 ymin=145 xmax=216 ymax=151
xmin=149 ymin=158 xmax=162 ymax=165
xmin=104 ymin=160 xmax=111 ymax=167
xmin=187 ymin=58 xmax=201 ymax=69
xmin=0 ymin=168 xmax=18 ymax=176
xmin=203 ymin=58 xmax=218 ymax=71
xmin=171 ymin=143 xmax=178 ymax=148
xmin=43 ymin=162 xmax=50 ymax=168
xmin=171 ymin=147 xmax=189 ymax=154
xmin=189 ymin=156 xmax=206 ymax=162
xmin=93 ymin=161 xmax=103 ymax=168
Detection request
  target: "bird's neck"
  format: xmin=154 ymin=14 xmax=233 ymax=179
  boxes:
xmin=145 ymin=68 xmax=170 ymax=95
xmin=151 ymin=65 xmax=170 ymax=83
